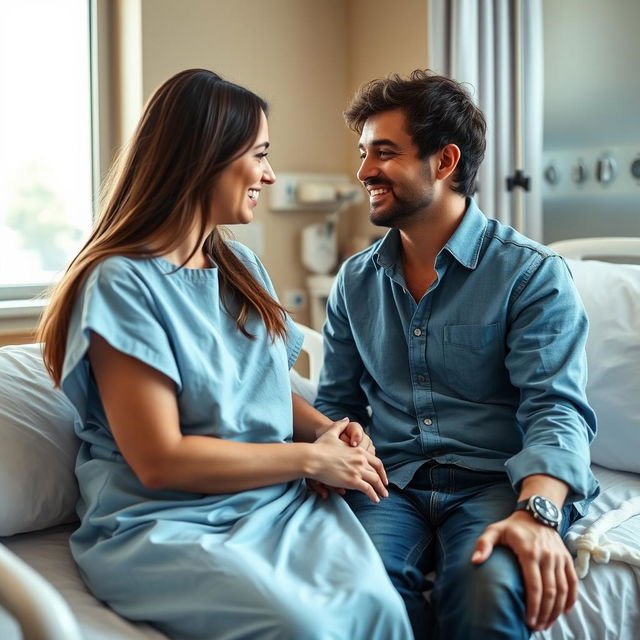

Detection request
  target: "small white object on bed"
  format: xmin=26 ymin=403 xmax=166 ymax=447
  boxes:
xmin=1 ymin=239 xmax=639 ymax=640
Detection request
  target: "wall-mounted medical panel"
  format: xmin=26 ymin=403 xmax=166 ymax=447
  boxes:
xmin=543 ymin=144 xmax=640 ymax=199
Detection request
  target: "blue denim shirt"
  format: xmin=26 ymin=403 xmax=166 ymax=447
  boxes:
xmin=315 ymin=200 xmax=599 ymax=512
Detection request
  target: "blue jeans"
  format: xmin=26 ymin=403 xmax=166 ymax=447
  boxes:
xmin=345 ymin=463 xmax=575 ymax=640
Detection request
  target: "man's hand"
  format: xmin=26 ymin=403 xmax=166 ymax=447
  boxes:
xmin=338 ymin=420 xmax=375 ymax=454
xmin=471 ymin=511 xmax=577 ymax=632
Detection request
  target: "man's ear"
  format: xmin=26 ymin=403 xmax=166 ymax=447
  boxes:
xmin=435 ymin=144 xmax=461 ymax=181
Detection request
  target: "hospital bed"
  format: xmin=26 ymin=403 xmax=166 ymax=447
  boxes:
xmin=1 ymin=237 xmax=639 ymax=639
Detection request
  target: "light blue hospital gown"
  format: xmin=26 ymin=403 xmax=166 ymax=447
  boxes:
xmin=60 ymin=242 xmax=411 ymax=640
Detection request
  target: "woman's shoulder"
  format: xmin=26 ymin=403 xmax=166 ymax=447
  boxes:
xmin=227 ymin=239 xmax=257 ymax=265
xmin=90 ymin=255 xmax=157 ymax=283
xmin=83 ymin=255 xmax=162 ymax=303
xmin=226 ymin=240 xmax=268 ymax=277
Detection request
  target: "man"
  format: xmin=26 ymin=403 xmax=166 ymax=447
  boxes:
xmin=314 ymin=70 xmax=598 ymax=639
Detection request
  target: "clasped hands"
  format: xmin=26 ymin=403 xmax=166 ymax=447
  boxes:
xmin=307 ymin=417 xmax=389 ymax=503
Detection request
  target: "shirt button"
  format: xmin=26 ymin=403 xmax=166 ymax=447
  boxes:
xmin=423 ymin=418 xmax=433 ymax=426
xmin=413 ymin=328 xmax=422 ymax=337
xmin=417 ymin=375 xmax=426 ymax=383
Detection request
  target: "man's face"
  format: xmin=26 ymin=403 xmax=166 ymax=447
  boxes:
xmin=357 ymin=108 xmax=435 ymax=228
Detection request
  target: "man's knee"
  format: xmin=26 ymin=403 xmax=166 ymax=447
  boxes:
xmin=468 ymin=551 xmax=526 ymax=621
xmin=436 ymin=548 xmax=529 ymax=639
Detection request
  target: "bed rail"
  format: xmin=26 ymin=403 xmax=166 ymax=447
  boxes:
xmin=0 ymin=543 xmax=82 ymax=640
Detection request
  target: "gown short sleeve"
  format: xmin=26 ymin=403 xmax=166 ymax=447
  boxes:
xmin=61 ymin=257 xmax=181 ymax=417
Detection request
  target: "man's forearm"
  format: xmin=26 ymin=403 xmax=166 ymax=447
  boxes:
xmin=292 ymin=392 xmax=334 ymax=442
xmin=518 ymin=474 xmax=569 ymax=507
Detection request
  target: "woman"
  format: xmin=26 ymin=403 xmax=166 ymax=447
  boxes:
xmin=37 ymin=69 xmax=412 ymax=639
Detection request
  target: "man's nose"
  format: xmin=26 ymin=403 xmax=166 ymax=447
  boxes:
xmin=357 ymin=155 xmax=378 ymax=183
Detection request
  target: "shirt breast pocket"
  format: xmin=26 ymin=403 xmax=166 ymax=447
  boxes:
xmin=442 ymin=323 xmax=505 ymax=401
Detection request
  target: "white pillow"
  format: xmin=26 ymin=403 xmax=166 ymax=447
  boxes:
xmin=290 ymin=368 xmax=317 ymax=405
xmin=566 ymin=258 xmax=640 ymax=473
xmin=0 ymin=344 xmax=80 ymax=536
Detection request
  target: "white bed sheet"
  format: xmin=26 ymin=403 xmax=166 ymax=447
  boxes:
xmin=1 ymin=464 xmax=638 ymax=640
xmin=536 ymin=464 xmax=640 ymax=640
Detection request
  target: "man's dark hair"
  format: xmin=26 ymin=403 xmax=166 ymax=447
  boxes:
xmin=344 ymin=69 xmax=487 ymax=197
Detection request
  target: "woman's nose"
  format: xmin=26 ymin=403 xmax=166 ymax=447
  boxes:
xmin=262 ymin=159 xmax=276 ymax=184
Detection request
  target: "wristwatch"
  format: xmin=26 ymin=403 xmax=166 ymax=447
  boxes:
xmin=515 ymin=495 xmax=561 ymax=530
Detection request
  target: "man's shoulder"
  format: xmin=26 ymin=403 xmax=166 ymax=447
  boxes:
xmin=483 ymin=218 xmax=557 ymax=262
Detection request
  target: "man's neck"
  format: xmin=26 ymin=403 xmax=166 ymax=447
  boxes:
xmin=399 ymin=194 xmax=467 ymax=271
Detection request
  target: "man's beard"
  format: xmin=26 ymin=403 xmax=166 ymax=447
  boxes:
xmin=369 ymin=185 xmax=435 ymax=228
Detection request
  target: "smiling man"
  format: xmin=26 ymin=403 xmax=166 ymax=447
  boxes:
xmin=314 ymin=70 xmax=599 ymax=639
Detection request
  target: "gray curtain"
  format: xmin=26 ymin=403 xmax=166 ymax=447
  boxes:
xmin=428 ymin=0 xmax=543 ymax=240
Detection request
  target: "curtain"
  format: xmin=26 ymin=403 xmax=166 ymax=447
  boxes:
xmin=428 ymin=0 xmax=543 ymax=240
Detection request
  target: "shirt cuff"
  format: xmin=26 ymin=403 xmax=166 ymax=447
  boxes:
xmin=505 ymin=444 xmax=599 ymax=508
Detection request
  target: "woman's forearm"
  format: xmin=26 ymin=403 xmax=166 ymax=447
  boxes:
xmin=139 ymin=436 xmax=315 ymax=493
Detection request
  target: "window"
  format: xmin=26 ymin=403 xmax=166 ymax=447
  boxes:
xmin=0 ymin=0 xmax=93 ymax=302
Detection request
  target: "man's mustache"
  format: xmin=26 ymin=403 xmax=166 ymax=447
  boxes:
xmin=363 ymin=179 xmax=392 ymax=189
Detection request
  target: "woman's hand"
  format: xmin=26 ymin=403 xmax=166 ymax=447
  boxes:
xmin=306 ymin=418 xmax=388 ymax=503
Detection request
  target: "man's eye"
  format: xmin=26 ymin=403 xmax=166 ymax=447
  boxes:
xmin=378 ymin=150 xmax=392 ymax=158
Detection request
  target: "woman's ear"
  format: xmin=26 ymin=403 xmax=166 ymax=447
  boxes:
xmin=435 ymin=144 xmax=461 ymax=181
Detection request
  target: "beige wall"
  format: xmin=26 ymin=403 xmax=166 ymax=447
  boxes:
xmin=121 ymin=0 xmax=427 ymax=323
xmin=344 ymin=0 xmax=428 ymax=242
xmin=138 ymin=0 xmax=348 ymax=324
xmin=2 ymin=0 xmax=428 ymax=341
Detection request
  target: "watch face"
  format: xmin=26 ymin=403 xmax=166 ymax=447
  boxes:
xmin=532 ymin=496 xmax=559 ymax=522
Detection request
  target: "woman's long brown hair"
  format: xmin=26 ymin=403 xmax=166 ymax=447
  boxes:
xmin=38 ymin=69 xmax=287 ymax=386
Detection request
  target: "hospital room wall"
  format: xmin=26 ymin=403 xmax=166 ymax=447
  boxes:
xmin=342 ymin=0 xmax=428 ymax=249
xmin=138 ymin=0 xmax=428 ymax=324
xmin=139 ymin=0 xmax=349 ymax=326
xmin=542 ymin=0 xmax=640 ymax=242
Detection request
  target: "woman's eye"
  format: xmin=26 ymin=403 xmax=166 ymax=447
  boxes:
xmin=256 ymin=152 xmax=268 ymax=160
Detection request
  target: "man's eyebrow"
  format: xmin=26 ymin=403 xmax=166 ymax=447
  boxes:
xmin=357 ymin=139 xmax=401 ymax=149
xmin=252 ymin=141 xmax=270 ymax=150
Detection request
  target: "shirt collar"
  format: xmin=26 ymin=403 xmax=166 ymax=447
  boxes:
xmin=372 ymin=198 xmax=487 ymax=271
xmin=443 ymin=198 xmax=487 ymax=270
xmin=373 ymin=228 xmax=401 ymax=270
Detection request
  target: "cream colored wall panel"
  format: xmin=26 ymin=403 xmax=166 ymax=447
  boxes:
xmin=344 ymin=0 xmax=428 ymax=242
xmin=138 ymin=0 xmax=350 ymax=323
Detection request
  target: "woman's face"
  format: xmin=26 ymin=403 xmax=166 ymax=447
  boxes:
xmin=210 ymin=110 xmax=275 ymax=225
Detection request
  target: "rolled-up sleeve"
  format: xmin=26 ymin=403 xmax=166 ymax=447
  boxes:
xmin=504 ymin=255 xmax=599 ymax=508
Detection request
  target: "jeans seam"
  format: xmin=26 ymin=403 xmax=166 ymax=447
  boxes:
xmin=405 ymin=532 xmax=434 ymax=570
xmin=434 ymin=527 xmax=448 ymax=640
